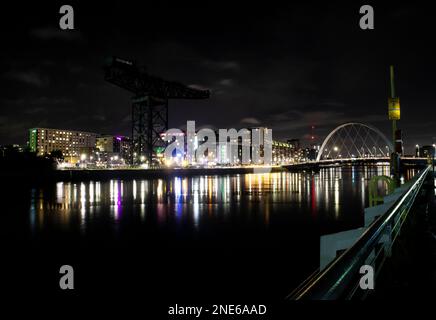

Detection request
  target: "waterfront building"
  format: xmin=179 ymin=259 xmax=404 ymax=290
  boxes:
xmin=96 ymin=135 xmax=131 ymax=162
xmin=417 ymin=145 xmax=435 ymax=158
xmin=28 ymin=128 xmax=97 ymax=163
xmin=272 ymin=140 xmax=294 ymax=164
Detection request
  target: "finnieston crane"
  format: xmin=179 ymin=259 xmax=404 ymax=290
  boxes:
xmin=104 ymin=56 xmax=210 ymax=165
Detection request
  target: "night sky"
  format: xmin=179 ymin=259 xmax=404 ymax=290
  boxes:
xmin=1 ymin=2 xmax=435 ymax=153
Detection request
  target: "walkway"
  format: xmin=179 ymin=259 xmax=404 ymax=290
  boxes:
xmin=371 ymin=171 xmax=436 ymax=299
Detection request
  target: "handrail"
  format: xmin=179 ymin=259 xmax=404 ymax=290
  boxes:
xmin=285 ymin=268 xmax=320 ymax=300
xmin=290 ymin=166 xmax=431 ymax=300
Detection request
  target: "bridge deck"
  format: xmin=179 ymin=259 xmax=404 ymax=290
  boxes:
xmin=283 ymin=157 xmax=431 ymax=172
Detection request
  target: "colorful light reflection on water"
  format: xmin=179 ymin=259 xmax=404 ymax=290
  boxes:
xmin=27 ymin=165 xmax=418 ymax=239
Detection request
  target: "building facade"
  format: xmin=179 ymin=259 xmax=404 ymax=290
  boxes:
xmin=96 ymin=135 xmax=132 ymax=163
xmin=416 ymin=145 xmax=436 ymax=158
xmin=272 ymin=140 xmax=294 ymax=164
xmin=29 ymin=128 xmax=97 ymax=162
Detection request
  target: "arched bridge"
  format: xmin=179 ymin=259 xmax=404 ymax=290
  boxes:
xmin=316 ymin=122 xmax=393 ymax=162
xmin=284 ymin=122 xmax=428 ymax=170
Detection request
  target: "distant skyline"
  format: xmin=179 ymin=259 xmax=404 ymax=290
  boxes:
xmin=1 ymin=2 xmax=435 ymax=153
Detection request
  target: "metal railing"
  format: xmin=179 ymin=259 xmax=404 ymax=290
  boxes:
xmin=289 ymin=165 xmax=431 ymax=300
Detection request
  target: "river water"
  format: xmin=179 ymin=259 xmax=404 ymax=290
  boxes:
xmin=1 ymin=165 xmax=419 ymax=301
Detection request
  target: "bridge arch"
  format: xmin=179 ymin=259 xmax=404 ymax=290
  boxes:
xmin=316 ymin=122 xmax=393 ymax=162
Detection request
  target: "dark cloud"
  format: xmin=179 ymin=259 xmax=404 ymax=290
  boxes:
xmin=268 ymin=110 xmax=386 ymax=133
xmin=5 ymin=71 xmax=50 ymax=88
xmin=29 ymin=27 xmax=83 ymax=42
xmin=218 ymin=79 xmax=234 ymax=87
xmin=202 ymin=60 xmax=241 ymax=72
xmin=188 ymin=84 xmax=209 ymax=91
xmin=2 ymin=96 xmax=73 ymax=107
xmin=240 ymin=117 xmax=261 ymax=125
xmin=23 ymin=107 xmax=48 ymax=115
xmin=92 ymin=115 xmax=107 ymax=122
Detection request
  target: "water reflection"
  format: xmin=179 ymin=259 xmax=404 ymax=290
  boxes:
xmin=29 ymin=165 xmax=401 ymax=235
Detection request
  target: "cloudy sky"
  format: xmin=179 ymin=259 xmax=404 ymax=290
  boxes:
xmin=0 ymin=2 xmax=435 ymax=152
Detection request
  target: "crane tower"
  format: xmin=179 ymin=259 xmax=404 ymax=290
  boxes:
xmin=104 ymin=57 xmax=210 ymax=165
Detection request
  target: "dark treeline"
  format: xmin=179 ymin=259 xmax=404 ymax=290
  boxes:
xmin=0 ymin=146 xmax=57 ymax=180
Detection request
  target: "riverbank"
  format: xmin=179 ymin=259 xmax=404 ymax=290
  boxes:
xmin=1 ymin=166 xmax=286 ymax=182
